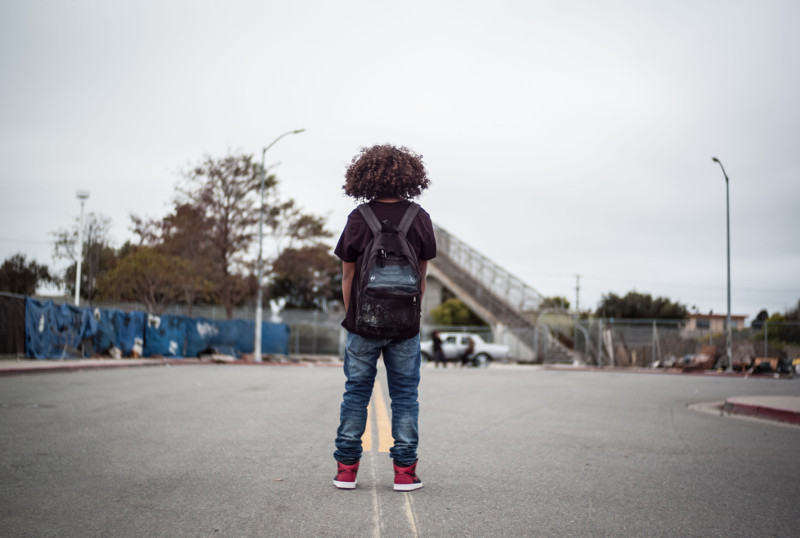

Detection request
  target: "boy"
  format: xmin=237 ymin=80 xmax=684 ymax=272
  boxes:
xmin=333 ymin=144 xmax=436 ymax=491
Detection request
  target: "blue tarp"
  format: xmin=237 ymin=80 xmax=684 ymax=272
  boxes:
xmin=25 ymin=298 xmax=98 ymax=359
xmin=113 ymin=310 xmax=146 ymax=356
xmin=144 ymin=314 xmax=189 ymax=357
xmin=23 ymin=299 xmax=290 ymax=359
xmin=92 ymin=308 xmax=116 ymax=353
xmin=186 ymin=318 xmax=290 ymax=357
xmin=186 ymin=317 xmax=221 ymax=357
xmin=259 ymin=322 xmax=291 ymax=356
xmin=92 ymin=308 xmax=146 ymax=356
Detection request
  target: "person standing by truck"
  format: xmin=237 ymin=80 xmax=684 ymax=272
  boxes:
xmin=432 ymin=331 xmax=445 ymax=368
xmin=459 ymin=335 xmax=475 ymax=367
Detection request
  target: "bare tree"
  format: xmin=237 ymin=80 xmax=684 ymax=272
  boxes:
xmin=123 ymin=152 xmax=331 ymax=318
xmin=162 ymin=152 xmax=332 ymax=319
xmin=131 ymin=204 xmax=217 ymax=315
xmin=174 ymin=154 xmax=260 ymax=318
xmin=52 ymin=212 xmax=115 ymax=303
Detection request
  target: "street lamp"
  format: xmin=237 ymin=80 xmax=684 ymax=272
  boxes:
xmin=254 ymin=129 xmax=305 ymax=361
xmin=74 ymin=190 xmax=90 ymax=306
xmin=711 ymin=157 xmax=732 ymax=372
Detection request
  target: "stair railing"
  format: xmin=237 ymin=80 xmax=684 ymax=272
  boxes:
xmin=433 ymin=224 xmax=545 ymax=314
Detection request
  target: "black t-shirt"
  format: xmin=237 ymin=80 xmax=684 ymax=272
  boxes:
xmin=334 ymin=200 xmax=436 ymax=337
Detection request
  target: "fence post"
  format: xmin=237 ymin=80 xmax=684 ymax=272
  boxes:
xmin=652 ymin=320 xmax=656 ymax=367
xmin=573 ymin=316 xmax=577 ymax=361
xmin=312 ymin=314 xmax=318 ymax=355
xmin=597 ymin=319 xmax=603 ymax=366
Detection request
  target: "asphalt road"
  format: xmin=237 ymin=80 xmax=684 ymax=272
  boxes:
xmin=2 ymin=363 xmax=799 ymax=537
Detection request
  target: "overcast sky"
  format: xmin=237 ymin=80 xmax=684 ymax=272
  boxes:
xmin=1 ymin=0 xmax=798 ymax=320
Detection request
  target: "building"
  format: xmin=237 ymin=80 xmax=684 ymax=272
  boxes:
xmin=685 ymin=313 xmax=748 ymax=335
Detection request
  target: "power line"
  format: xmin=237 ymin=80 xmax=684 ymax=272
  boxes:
xmin=520 ymin=269 xmax=799 ymax=295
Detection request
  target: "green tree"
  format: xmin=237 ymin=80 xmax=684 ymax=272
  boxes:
xmin=763 ymin=313 xmax=787 ymax=344
xmin=430 ymin=297 xmax=487 ymax=326
xmin=596 ymin=291 xmax=687 ymax=319
xmin=0 ymin=253 xmax=54 ymax=295
xmin=778 ymin=299 xmax=800 ymax=344
xmin=541 ymin=296 xmax=571 ymax=310
xmin=751 ymin=303 xmax=800 ymax=349
xmin=268 ymin=244 xmax=342 ymax=310
xmin=97 ymin=246 xmax=190 ymax=314
xmin=751 ymin=309 xmax=769 ymax=330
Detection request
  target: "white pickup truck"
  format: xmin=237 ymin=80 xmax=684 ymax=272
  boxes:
xmin=420 ymin=332 xmax=511 ymax=367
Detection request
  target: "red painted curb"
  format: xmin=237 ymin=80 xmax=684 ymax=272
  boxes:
xmin=724 ymin=398 xmax=800 ymax=425
xmin=0 ymin=360 xmax=169 ymax=376
xmin=0 ymin=358 xmax=341 ymax=376
xmin=542 ymin=365 xmax=796 ymax=379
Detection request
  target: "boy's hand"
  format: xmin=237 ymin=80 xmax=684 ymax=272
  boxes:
xmin=342 ymin=261 xmax=356 ymax=311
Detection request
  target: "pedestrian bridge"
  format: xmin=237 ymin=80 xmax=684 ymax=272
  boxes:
xmin=424 ymin=224 xmax=578 ymax=363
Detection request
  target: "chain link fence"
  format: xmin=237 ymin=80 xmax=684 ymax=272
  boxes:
xmin=569 ymin=318 xmax=800 ymax=371
xmin=25 ymin=297 xmax=800 ymax=368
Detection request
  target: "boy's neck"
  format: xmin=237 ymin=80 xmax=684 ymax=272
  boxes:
xmin=375 ymin=198 xmax=403 ymax=203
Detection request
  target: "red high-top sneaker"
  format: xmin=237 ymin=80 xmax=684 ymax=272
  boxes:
xmin=333 ymin=461 xmax=359 ymax=489
xmin=393 ymin=460 xmax=423 ymax=492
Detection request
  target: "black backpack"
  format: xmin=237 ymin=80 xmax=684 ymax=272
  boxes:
xmin=354 ymin=202 xmax=422 ymax=339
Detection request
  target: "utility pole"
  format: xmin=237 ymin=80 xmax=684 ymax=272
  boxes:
xmin=74 ymin=190 xmax=90 ymax=306
xmin=712 ymin=157 xmax=733 ymax=372
xmin=254 ymin=129 xmax=305 ymax=361
xmin=575 ymin=274 xmax=580 ymax=314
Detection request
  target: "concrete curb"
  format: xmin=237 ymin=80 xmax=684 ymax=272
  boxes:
xmin=0 ymin=356 xmax=342 ymax=376
xmin=542 ymin=364 xmax=795 ymax=379
xmin=723 ymin=396 xmax=800 ymax=425
xmin=0 ymin=359 xmax=172 ymax=376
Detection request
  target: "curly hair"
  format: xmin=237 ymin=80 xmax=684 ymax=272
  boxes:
xmin=342 ymin=144 xmax=430 ymax=201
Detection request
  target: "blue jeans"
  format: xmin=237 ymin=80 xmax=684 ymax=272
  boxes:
xmin=334 ymin=332 xmax=421 ymax=466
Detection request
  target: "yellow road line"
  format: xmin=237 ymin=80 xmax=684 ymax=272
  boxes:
xmin=373 ymin=380 xmax=393 ymax=453
xmin=363 ymin=400 xmax=373 ymax=452
xmin=365 ymin=379 xmax=418 ymax=537
xmin=362 ymin=380 xmax=393 ymax=454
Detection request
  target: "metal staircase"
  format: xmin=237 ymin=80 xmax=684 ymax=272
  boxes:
xmin=430 ymin=224 xmax=579 ymax=364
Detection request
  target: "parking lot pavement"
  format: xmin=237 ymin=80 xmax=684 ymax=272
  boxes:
xmin=2 ymin=362 xmax=800 ymax=536
xmin=2 ymin=358 xmax=799 ymax=425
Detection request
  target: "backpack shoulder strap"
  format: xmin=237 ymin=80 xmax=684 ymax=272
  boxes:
xmin=397 ymin=202 xmax=421 ymax=235
xmin=357 ymin=203 xmax=382 ymax=236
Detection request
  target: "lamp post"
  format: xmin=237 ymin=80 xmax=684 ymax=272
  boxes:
xmin=711 ymin=157 xmax=732 ymax=372
xmin=254 ymin=129 xmax=305 ymax=361
xmin=74 ymin=190 xmax=90 ymax=306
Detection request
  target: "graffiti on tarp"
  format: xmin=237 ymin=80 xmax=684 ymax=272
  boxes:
xmin=20 ymin=299 xmax=289 ymax=359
